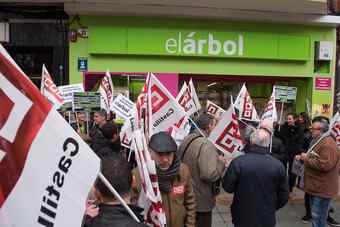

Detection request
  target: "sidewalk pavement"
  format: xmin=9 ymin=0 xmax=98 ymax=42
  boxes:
xmin=213 ymin=188 xmax=340 ymax=227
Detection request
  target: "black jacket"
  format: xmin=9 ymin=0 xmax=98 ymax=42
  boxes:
xmin=222 ymin=145 xmax=289 ymax=227
xmin=84 ymin=204 xmax=147 ymax=227
xmin=271 ymin=135 xmax=287 ymax=166
xmin=279 ymin=123 xmax=304 ymax=159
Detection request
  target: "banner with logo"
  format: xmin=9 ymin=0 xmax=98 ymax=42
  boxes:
xmin=111 ymin=94 xmax=135 ymax=120
xmin=40 ymin=64 xmax=64 ymax=109
xmin=206 ymin=100 xmax=225 ymax=119
xmin=132 ymin=130 xmax=166 ymax=227
xmin=58 ymin=83 xmax=84 ymax=110
xmin=208 ymin=105 xmax=244 ymax=155
xmin=188 ymin=79 xmax=202 ymax=112
xmin=176 ymin=82 xmax=198 ymax=116
xmin=0 ymin=44 xmax=100 ymax=227
xmin=99 ymin=70 xmax=114 ymax=113
xmin=147 ymin=73 xmax=186 ymax=136
xmin=261 ymin=90 xmax=278 ymax=122
xmin=234 ymin=84 xmax=259 ymax=122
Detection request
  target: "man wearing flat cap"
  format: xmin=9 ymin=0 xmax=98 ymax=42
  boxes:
xmin=132 ymin=132 xmax=196 ymax=227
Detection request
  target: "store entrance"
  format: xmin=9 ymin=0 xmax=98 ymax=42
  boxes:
xmin=179 ymin=74 xmax=311 ymax=121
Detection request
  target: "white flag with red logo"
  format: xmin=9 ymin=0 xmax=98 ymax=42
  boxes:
xmin=135 ymin=79 xmax=149 ymax=129
xmin=206 ymin=100 xmax=225 ymax=120
xmin=234 ymin=84 xmax=259 ymax=122
xmin=176 ymin=82 xmax=198 ymax=116
xmin=0 ymin=44 xmax=100 ymax=227
xmin=208 ymin=105 xmax=244 ymax=155
xmin=261 ymin=90 xmax=278 ymax=122
xmin=330 ymin=112 xmax=340 ymax=150
xmin=40 ymin=64 xmax=64 ymax=108
xmin=188 ymin=78 xmax=202 ymax=112
xmin=169 ymin=116 xmax=191 ymax=146
xmin=147 ymin=73 xmax=186 ymax=136
xmin=132 ymin=130 xmax=166 ymax=227
xmin=99 ymin=70 xmax=114 ymax=113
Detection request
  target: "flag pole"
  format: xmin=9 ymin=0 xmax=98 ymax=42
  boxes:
xmin=98 ymin=172 xmax=141 ymax=223
xmin=278 ymin=101 xmax=284 ymax=131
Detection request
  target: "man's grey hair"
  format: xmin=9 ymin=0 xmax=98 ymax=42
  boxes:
xmin=312 ymin=116 xmax=329 ymax=133
xmin=250 ymin=129 xmax=271 ymax=147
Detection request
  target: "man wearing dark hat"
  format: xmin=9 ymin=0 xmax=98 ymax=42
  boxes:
xmin=179 ymin=113 xmax=227 ymax=227
xmin=132 ymin=132 xmax=196 ymax=227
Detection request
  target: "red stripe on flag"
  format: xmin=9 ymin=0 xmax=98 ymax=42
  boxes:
xmin=0 ymin=51 xmax=51 ymax=207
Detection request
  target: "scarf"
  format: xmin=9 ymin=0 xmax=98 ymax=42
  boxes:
xmin=156 ymin=153 xmax=181 ymax=193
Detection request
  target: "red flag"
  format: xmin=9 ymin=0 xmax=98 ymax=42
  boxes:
xmin=40 ymin=64 xmax=64 ymax=108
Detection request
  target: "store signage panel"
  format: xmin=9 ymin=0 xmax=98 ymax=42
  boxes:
xmin=315 ymin=77 xmax=332 ymax=90
xmin=89 ymin=27 xmax=310 ymax=61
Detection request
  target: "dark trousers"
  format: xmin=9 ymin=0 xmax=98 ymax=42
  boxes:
xmin=305 ymin=192 xmax=311 ymax=216
xmin=288 ymin=157 xmax=297 ymax=192
xmin=196 ymin=211 xmax=212 ymax=227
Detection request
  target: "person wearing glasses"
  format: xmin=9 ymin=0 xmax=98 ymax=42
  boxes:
xmin=296 ymin=116 xmax=340 ymax=227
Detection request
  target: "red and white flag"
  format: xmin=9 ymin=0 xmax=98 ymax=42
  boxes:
xmin=208 ymin=105 xmax=244 ymax=155
xmin=261 ymin=90 xmax=278 ymax=123
xmin=188 ymin=79 xmax=202 ymax=112
xmin=132 ymin=130 xmax=166 ymax=227
xmin=206 ymin=100 xmax=225 ymax=120
xmin=0 ymin=44 xmax=100 ymax=227
xmin=176 ymin=82 xmax=198 ymax=116
xmin=135 ymin=80 xmax=149 ymax=129
xmin=40 ymin=64 xmax=64 ymax=108
xmin=147 ymin=73 xmax=186 ymax=136
xmin=330 ymin=112 xmax=340 ymax=150
xmin=234 ymin=84 xmax=259 ymax=122
xmin=99 ymin=70 xmax=114 ymax=113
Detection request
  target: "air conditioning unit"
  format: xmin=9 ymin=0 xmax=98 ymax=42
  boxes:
xmin=315 ymin=41 xmax=333 ymax=61
xmin=0 ymin=22 xmax=9 ymax=43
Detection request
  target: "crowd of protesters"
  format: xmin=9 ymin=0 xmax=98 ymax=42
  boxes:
xmin=58 ymin=108 xmax=340 ymax=227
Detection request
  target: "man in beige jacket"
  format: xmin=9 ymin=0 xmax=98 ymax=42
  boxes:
xmin=179 ymin=113 xmax=226 ymax=227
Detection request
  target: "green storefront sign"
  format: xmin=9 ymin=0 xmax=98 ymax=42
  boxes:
xmin=88 ymin=27 xmax=310 ymax=61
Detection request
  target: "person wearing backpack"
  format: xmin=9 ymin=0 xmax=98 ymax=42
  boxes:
xmin=179 ymin=113 xmax=227 ymax=227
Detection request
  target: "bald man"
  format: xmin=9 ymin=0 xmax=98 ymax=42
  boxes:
xmin=222 ymin=129 xmax=289 ymax=227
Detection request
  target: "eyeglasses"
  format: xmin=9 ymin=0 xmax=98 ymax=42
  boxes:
xmin=310 ymin=127 xmax=321 ymax=131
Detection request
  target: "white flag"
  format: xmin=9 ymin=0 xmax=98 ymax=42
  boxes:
xmin=176 ymin=82 xmax=198 ymax=116
xmin=208 ymin=105 xmax=244 ymax=155
xmin=132 ymin=130 xmax=166 ymax=227
xmin=330 ymin=112 xmax=340 ymax=150
xmin=0 ymin=44 xmax=100 ymax=227
xmin=147 ymin=73 xmax=186 ymax=136
xmin=261 ymin=90 xmax=278 ymax=122
xmin=40 ymin=64 xmax=64 ymax=108
xmin=206 ymin=100 xmax=225 ymax=119
xmin=99 ymin=70 xmax=114 ymax=113
xmin=234 ymin=84 xmax=259 ymax=122
xmin=188 ymin=79 xmax=202 ymax=112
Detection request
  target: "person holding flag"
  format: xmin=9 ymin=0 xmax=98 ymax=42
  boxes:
xmin=84 ymin=155 xmax=147 ymax=227
xmin=295 ymin=116 xmax=340 ymax=227
xmin=132 ymin=132 xmax=196 ymax=227
xmin=179 ymin=113 xmax=227 ymax=227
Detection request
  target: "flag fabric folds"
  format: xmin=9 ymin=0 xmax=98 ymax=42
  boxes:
xmin=132 ymin=130 xmax=167 ymax=227
xmin=208 ymin=105 xmax=244 ymax=155
xmin=99 ymin=70 xmax=114 ymax=113
xmin=40 ymin=64 xmax=64 ymax=109
xmin=0 ymin=44 xmax=100 ymax=227
xmin=234 ymin=84 xmax=259 ymax=122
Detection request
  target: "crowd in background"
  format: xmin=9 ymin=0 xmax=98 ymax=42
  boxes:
xmin=58 ymin=109 xmax=340 ymax=227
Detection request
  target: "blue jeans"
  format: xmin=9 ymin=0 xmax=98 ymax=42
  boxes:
xmin=310 ymin=195 xmax=331 ymax=227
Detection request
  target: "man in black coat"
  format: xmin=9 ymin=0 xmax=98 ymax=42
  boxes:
xmin=222 ymin=129 xmax=289 ymax=227
xmin=84 ymin=155 xmax=147 ymax=227
xmin=279 ymin=113 xmax=304 ymax=192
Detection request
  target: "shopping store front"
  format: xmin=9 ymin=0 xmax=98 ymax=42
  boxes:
xmin=69 ymin=16 xmax=336 ymax=118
